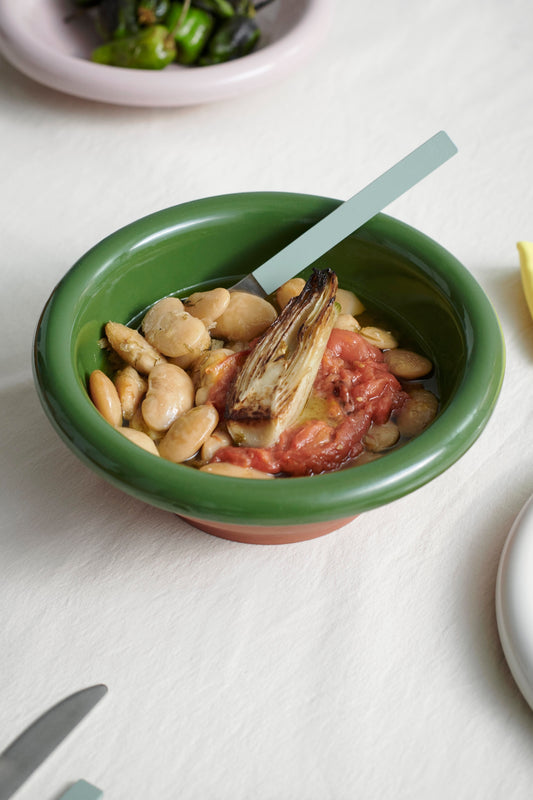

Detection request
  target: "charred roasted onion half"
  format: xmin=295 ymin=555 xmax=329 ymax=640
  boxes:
xmin=225 ymin=269 xmax=339 ymax=448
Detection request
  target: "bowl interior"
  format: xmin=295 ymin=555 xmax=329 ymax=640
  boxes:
xmin=1 ymin=1 xmax=329 ymax=107
xmin=19 ymin=0 xmax=314 ymax=62
xmin=34 ymin=192 xmax=505 ymax=526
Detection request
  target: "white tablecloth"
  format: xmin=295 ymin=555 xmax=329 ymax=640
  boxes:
xmin=2 ymin=1 xmax=533 ymax=798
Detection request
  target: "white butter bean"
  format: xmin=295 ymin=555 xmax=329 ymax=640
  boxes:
xmin=334 ymin=313 xmax=361 ymax=332
xmin=105 ymin=321 xmax=166 ymax=375
xmin=360 ymin=326 xmax=398 ymax=350
xmin=195 ymin=386 xmax=210 ymax=407
xmin=89 ymin=369 xmax=122 ymax=427
xmin=118 ymin=427 xmax=160 ymax=456
xmin=396 ymin=388 xmax=438 ymax=438
xmin=114 ymin=365 xmax=147 ymax=421
xmin=212 ymin=291 xmax=277 ymax=342
xmin=129 ymin=407 xmax=160 ymax=442
xmin=276 ymin=278 xmax=305 ymax=310
xmin=141 ymin=363 xmax=194 ymax=432
xmin=384 ymin=348 xmax=433 ymax=380
xmin=199 ymin=462 xmax=275 ymax=479
xmin=143 ymin=296 xmax=184 ymax=329
xmin=143 ymin=299 xmax=210 ymax=365
xmin=169 ymin=336 xmax=212 ymax=370
xmin=184 ymin=288 xmax=230 ymax=328
xmin=364 ymin=420 xmax=400 ymax=452
xmin=336 ymin=288 xmax=365 ymax=316
xmin=159 ymin=404 xmax=219 ymax=463
xmin=200 ymin=428 xmax=233 ymax=462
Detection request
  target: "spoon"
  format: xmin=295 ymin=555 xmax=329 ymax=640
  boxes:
xmin=232 ymin=130 xmax=457 ymax=297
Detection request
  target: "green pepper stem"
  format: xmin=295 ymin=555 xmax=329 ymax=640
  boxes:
xmin=169 ymin=0 xmax=192 ymax=37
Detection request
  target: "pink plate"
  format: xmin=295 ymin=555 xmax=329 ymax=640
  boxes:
xmin=0 ymin=0 xmax=330 ymax=107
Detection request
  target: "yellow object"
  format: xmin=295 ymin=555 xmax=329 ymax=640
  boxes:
xmin=517 ymin=241 xmax=533 ymax=320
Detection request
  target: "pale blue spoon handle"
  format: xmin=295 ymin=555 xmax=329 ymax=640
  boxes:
xmin=251 ymin=130 xmax=457 ymax=296
xmin=57 ymin=779 xmax=103 ymax=800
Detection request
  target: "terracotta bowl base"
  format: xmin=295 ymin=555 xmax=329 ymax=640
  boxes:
xmin=180 ymin=514 xmax=357 ymax=545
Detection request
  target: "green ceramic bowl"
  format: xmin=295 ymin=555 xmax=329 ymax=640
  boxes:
xmin=33 ymin=192 xmax=505 ymax=544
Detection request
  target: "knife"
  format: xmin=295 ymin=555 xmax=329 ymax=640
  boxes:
xmin=0 ymin=685 xmax=107 ymax=800
xmin=58 ymin=779 xmax=103 ymax=800
xmin=231 ymin=130 xmax=457 ymax=297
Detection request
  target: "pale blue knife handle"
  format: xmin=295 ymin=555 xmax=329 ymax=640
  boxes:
xmin=251 ymin=130 xmax=457 ymax=296
xmin=57 ymin=779 xmax=103 ymax=800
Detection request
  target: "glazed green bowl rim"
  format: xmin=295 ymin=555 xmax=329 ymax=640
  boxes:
xmin=33 ymin=191 xmax=505 ymax=526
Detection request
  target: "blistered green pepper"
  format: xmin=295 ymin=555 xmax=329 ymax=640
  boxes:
xmin=95 ymin=0 xmax=139 ymax=40
xmin=91 ymin=24 xmax=176 ymax=68
xmin=137 ymin=0 xmax=170 ymax=25
xmin=166 ymin=2 xmax=214 ymax=65
xmin=191 ymin=0 xmax=235 ymax=18
xmin=199 ymin=14 xmax=259 ymax=64
xmin=227 ymin=0 xmax=255 ymax=16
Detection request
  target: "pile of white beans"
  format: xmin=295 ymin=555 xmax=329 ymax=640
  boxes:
xmin=89 ymin=277 xmax=438 ymax=477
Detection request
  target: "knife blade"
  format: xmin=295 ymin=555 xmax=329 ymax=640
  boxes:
xmin=0 ymin=685 xmax=107 ymax=800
